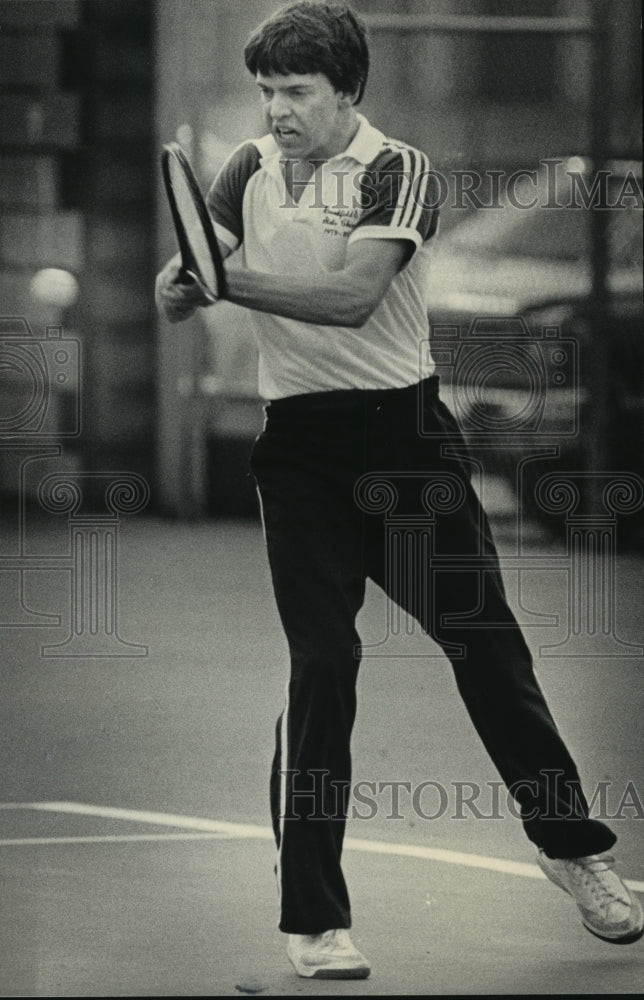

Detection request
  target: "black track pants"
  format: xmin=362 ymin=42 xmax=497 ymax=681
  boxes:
xmin=250 ymin=377 xmax=616 ymax=934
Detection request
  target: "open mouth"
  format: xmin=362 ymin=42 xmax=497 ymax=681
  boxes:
xmin=274 ymin=126 xmax=299 ymax=141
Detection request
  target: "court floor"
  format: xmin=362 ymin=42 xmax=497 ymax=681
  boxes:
xmin=1 ymin=516 xmax=642 ymax=995
xmin=1 ymin=800 xmax=643 ymax=996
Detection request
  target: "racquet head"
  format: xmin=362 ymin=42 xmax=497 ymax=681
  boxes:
xmin=161 ymin=141 xmax=227 ymax=300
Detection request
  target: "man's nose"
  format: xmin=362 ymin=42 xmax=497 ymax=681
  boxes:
xmin=269 ymin=92 xmax=292 ymax=119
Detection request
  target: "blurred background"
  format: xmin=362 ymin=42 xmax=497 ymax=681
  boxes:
xmin=0 ymin=0 xmax=642 ymax=535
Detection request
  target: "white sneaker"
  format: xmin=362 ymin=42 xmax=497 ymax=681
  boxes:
xmin=537 ymin=850 xmax=644 ymax=944
xmin=286 ymin=928 xmax=371 ymax=979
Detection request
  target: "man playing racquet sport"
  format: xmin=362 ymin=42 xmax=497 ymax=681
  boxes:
xmin=155 ymin=0 xmax=643 ymax=980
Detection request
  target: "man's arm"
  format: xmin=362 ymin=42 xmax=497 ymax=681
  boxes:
xmin=224 ymin=237 xmax=410 ymax=328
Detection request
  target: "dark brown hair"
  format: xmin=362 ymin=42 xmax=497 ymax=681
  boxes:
xmin=244 ymin=1 xmax=370 ymax=104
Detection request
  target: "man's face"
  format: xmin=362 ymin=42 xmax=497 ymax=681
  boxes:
xmin=256 ymin=71 xmax=349 ymax=160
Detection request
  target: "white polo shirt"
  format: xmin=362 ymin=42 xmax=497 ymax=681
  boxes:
xmin=207 ymin=114 xmax=439 ymax=400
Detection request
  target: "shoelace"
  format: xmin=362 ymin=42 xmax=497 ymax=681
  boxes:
xmin=566 ymin=855 xmax=628 ymax=909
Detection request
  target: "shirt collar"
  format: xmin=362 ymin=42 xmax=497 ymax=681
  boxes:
xmin=259 ymin=114 xmax=384 ymax=176
xmin=334 ymin=114 xmax=384 ymax=165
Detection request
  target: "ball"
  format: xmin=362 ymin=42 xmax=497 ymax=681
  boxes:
xmin=30 ymin=268 xmax=79 ymax=308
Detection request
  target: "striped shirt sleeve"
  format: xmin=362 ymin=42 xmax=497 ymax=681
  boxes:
xmin=205 ymin=141 xmax=262 ymax=252
xmin=349 ymin=146 xmax=439 ymax=257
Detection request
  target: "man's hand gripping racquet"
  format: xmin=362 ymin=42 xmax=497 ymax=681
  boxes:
xmin=161 ymin=141 xmax=228 ymax=309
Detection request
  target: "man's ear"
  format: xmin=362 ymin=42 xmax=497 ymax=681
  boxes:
xmin=338 ymin=87 xmax=360 ymax=109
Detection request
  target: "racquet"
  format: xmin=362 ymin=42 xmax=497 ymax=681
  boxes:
xmin=161 ymin=141 xmax=228 ymax=301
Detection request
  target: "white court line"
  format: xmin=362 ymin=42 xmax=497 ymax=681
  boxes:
xmin=2 ymin=801 xmax=643 ymax=893
xmin=0 ymin=801 xmax=273 ymax=838
xmin=0 ymin=833 xmax=236 ymax=846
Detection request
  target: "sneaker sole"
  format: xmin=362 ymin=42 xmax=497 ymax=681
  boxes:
xmin=537 ymin=853 xmax=644 ymax=945
xmin=287 ymin=958 xmax=370 ymax=980
xmin=307 ymin=966 xmax=370 ymax=980
xmin=584 ymin=921 xmax=644 ymax=945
